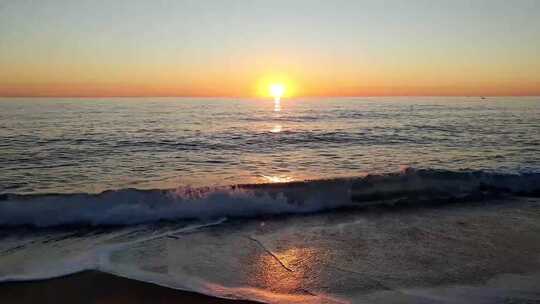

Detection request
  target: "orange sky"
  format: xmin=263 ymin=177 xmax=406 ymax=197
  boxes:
xmin=1 ymin=1 xmax=539 ymax=97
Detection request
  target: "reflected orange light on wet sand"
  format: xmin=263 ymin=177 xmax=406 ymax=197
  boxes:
xmin=248 ymin=246 xmax=319 ymax=295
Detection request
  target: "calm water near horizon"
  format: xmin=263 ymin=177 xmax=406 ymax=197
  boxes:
xmin=1 ymin=96 xmax=539 ymax=195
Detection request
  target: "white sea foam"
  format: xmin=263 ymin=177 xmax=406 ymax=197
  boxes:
xmin=0 ymin=219 xmax=226 ymax=283
xmin=1 ymin=169 xmax=539 ymax=228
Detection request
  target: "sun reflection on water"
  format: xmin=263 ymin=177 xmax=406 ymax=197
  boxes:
xmin=261 ymin=175 xmax=293 ymax=183
xmin=274 ymin=98 xmax=281 ymax=112
xmin=270 ymin=124 xmax=282 ymax=133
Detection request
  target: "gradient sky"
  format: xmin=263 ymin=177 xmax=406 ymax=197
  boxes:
xmin=1 ymin=0 xmax=539 ymax=97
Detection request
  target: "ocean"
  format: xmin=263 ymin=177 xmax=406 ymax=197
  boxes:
xmin=1 ymin=97 xmax=540 ymax=303
xmin=2 ymin=97 xmax=539 ymax=195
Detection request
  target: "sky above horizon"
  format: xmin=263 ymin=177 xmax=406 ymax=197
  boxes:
xmin=1 ymin=0 xmax=540 ymax=97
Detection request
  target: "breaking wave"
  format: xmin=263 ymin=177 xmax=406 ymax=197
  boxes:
xmin=1 ymin=168 xmax=539 ymax=228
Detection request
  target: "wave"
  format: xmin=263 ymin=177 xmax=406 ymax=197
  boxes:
xmin=1 ymin=168 xmax=539 ymax=228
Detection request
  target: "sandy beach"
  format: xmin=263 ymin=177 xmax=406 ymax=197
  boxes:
xmin=0 ymin=271 xmax=261 ymax=304
xmin=1 ymin=197 xmax=540 ymax=303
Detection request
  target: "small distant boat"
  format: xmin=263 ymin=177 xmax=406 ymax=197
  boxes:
xmin=481 ymin=96 xmax=487 ymax=100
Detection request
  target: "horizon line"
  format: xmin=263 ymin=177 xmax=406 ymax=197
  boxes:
xmin=1 ymin=94 xmax=539 ymax=99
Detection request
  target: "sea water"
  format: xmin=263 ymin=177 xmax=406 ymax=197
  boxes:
xmin=1 ymin=97 xmax=539 ymax=195
xmin=1 ymin=97 xmax=540 ymax=303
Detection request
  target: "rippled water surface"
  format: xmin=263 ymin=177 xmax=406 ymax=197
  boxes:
xmin=1 ymin=97 xmax=539 ymax=194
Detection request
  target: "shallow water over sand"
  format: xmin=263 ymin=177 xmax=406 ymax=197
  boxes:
xmin=1 ymin=198 xmax=539 ymax=303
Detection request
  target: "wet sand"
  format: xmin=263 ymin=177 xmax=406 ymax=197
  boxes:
xmin=1 ymin=198 xmax=540 ymax=303
xmin=0 ymin=271 xmax=262 ymax=304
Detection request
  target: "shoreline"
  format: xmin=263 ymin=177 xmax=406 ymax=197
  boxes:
xmin=2 ymin=198 xmax=540 ymax=303
xmin=0 ymin=270 xmax=262 ymax=304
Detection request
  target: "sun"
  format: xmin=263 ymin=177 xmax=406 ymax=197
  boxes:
xmin=255 ymin=75 xmax=297 ymax=99
xmin=270 ymin=84 xmax=285 ymax=99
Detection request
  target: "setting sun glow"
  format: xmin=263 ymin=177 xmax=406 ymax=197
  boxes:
xmin=1 ymin=2 xmax=540 ymax=97
xmin=270 ymin=84 xmax=285 ymax=100
xmin=256 ymin=75 xmax=297 ymax=99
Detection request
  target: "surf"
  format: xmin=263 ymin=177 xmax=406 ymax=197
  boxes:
xmin=1 ymin=168 xmax=539 ymax=228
